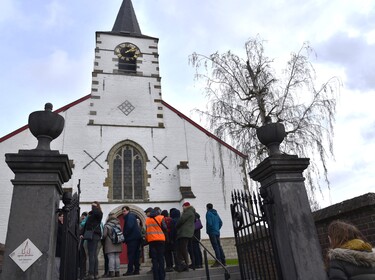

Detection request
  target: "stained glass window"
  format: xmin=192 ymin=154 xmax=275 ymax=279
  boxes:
xmin=112 ymin=144 xmax=144 ymax=200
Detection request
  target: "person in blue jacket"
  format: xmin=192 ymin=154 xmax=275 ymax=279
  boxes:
xmin=206 ymin=203 xmax=226 ymax=267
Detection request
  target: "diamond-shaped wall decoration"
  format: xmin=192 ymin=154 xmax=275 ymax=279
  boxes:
xmin=118 ymin=100 xmax=135 ymax=116
xmin=9 ymin=238 xmax=43 ymax=272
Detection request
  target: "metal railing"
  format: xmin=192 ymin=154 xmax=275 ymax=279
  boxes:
xmin=60 ymin=180 xmax=81 ymax=280
xmin=194 ymin=236 xmax=230 ymax=280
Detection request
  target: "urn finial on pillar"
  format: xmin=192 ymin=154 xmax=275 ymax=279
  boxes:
xmin=256 ymin=121 xmax=286 ymax=156
xmin=28 ymin=103 xmax=65 ymax=150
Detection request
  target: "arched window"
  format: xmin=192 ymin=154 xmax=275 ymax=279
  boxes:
xmin=107 ymin=141 xmax=148 ymax=201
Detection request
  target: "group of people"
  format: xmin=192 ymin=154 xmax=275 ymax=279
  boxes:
xmin=142 ymin=201 xmax=226 ymax=280
xmin=56 ymin=201 xmax=375 ymax=280
xmin=72 ymin=201 xmax=226 ymax=280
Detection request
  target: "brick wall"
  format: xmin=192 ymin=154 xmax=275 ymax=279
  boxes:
xmin=313 ymin=192 xmax=375 ymax=259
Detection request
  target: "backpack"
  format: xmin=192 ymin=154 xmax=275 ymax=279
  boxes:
xmin=110 ymin=224 xmax=125 ymax=244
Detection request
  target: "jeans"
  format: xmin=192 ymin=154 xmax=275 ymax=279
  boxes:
xmin=150 ymin=241 xmax=166 ymax=280
xmin=126 ymin=239 xmax=141 ymax=273
xmin=54 ymin=257 xmax=60 ymax=280
xmin=188 ymin=239 xmax=203 ymax=267
xmin=107 ymin=252 xmax=120 ymax=272
xmin=87 ymin=235 xmax=101 ymax=276
xmin=164 ymin=241 xmax=174 ymax=268
xmin=208 ymin=234 xmax=225 ymax=263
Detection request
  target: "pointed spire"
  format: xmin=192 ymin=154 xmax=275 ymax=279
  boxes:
xmin=112 ymin=0 xmax=142 ymax=35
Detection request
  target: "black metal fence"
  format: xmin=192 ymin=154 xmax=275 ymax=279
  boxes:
xmin=60 ymin=182 xmax=81 ymax=280
xmin=230 ymin=190 xmax=282 ymax=280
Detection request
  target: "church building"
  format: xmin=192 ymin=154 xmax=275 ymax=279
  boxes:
xmin=0 ymin=0 xmax=248 ymax=260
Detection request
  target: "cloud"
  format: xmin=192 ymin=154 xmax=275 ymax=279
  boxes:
xmin=0 ymin=0 xmax=17 ymax=24
xmin=42 ymin=1 xmax=72 ymax=30
xmin=316 ymin=33 xmax=375 ymax=91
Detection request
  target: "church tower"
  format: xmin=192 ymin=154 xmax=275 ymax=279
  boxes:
xmin=89 ymin=0 xmax=164 ymax=129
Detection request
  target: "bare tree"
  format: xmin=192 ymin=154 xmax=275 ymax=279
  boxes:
xmin=190 ymin=36 xmax=340 ymax=207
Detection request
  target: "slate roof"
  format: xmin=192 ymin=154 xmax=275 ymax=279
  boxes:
xmin=112 ymin=0 xmax=142 ymax=35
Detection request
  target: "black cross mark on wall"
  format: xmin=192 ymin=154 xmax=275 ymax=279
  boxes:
xmin=153 ymin=156 xmax=168 ymax=170
xmin=83 ymin=150 xmax=104 ymax=169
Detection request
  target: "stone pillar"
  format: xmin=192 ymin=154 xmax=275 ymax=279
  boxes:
xmin=250 ymin=155 xmax=327 ymax=280
xmin=0 ymin=150 xmax=72 ymax=280
xmin=1 ymin=103 xmax=71 ymax=280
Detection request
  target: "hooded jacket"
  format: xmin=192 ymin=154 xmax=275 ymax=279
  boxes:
xmin=169 ymin=208 xmax=180 ymax=243
xmin=176 ymin=205 xmax=195 ymax=239
xmin=103 ymin=217 xmax=123 ymax=254
xmin=328 ymin=239 xmax=375 ymax=280
xmin=206 ymin=209 xmax=223 ymax=236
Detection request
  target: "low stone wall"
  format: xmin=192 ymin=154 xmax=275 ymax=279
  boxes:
xmin=200 ymin=237 xmax=237 ymax=260
xmin=313 ymin=192 xmax=375 ymax=258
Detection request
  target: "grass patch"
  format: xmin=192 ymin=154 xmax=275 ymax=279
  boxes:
xmin=207 ymin=259 xmax=238 ymax=265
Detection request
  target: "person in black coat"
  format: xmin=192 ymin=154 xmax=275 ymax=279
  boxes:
xmin=81 ymin=202 xmax=103 ymax=280
xmin=122 ymin=206 xmax=142 ymax=276
xmin=188 ymin=212 xmax=203 ymax=269
xmin=327 ymin=220 xmax=375 ymax=280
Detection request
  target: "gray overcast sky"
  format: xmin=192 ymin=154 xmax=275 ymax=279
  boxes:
xmin=1 ymin=0 xmax=375 ymax=207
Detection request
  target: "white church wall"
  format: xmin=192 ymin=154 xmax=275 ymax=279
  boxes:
xmin=0 ymin=98 xmax=246 ymax=243
xmin=90 ymin=75 xmax=161 ymax=127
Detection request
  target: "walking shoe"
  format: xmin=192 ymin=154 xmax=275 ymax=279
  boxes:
xmin=175 ymin=264 xmax=189 ymax=272
xmin=133 ymin=270 xmax=140 ymax=275
xmin=122 ymin=271 xmax=134 ymax=276
xmin=115 ymin=271 xmax=120 ymax=277
xmin=165 ymin=267 xmax=174 ymax=272
xmin=211 ymin=261 xmax=221 ymax=267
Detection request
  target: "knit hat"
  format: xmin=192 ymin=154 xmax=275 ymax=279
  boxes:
xmin=182 ymin=202 xmax=190 ymax=207
xmin=144 ymin=207 xmax=153 ymax=213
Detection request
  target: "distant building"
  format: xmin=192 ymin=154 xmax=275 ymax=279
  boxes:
xmin=0 ymin=0 xmax=248 ymax=261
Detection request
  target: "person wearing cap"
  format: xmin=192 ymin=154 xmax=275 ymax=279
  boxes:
xmin=206 ymin=203 xmax=226 ymax=267
xmin=175 ymin=202 xmax=196 ymax=272
xmin=145 ymin=208 xmax=168 ymax=280
xmin=121 ymin=206 xmax=142 ymax=276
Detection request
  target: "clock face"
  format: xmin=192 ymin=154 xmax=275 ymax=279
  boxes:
xmin=114 ymin=43 xmax=140 ymax=61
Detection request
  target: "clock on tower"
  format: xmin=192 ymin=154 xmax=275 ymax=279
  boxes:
xmin=115 ymin=43 xmax=140 ymax=72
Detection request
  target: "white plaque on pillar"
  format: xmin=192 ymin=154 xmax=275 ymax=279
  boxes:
xmin=9 ymin=238 xmax=43 ymax=272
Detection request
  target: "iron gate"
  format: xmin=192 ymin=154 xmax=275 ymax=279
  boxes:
xmin=60 ymin=181 xmax=81 ymax=280
xmin=230 ymin=190 xmax=282 ymax=280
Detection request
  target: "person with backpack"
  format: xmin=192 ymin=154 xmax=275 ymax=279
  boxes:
xmin=102 ymin=214 xmax=123 ymax=277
